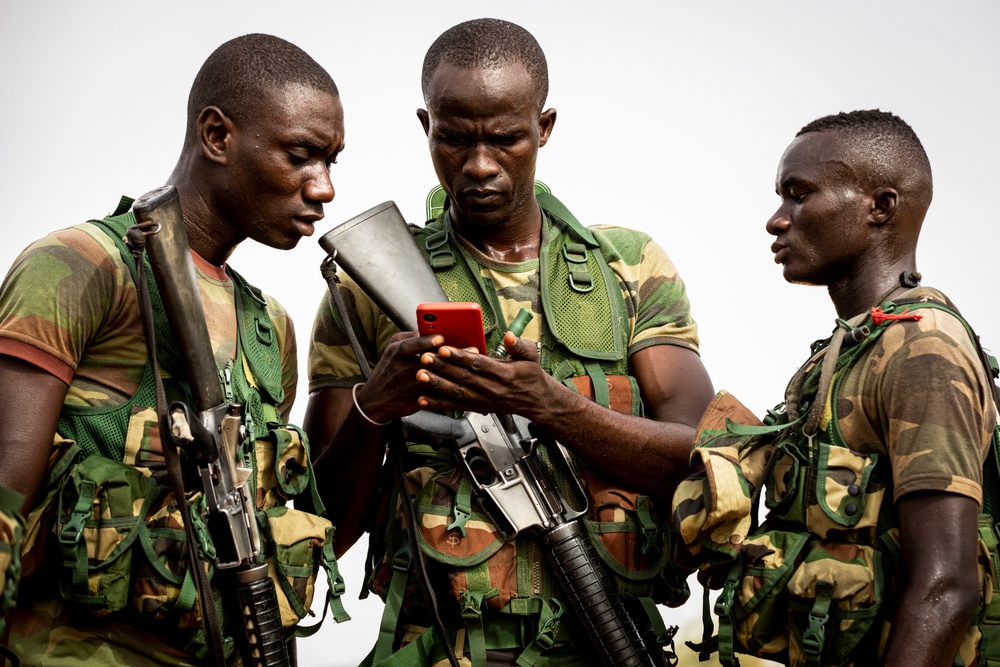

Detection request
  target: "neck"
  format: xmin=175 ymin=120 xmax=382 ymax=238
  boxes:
xmin=167 ymin=168 xmax=242 ymax=267
xmin=451 ymin=200 xmax=543 ymax=263
xmin=828 ymin=257 xmax=919 ymax=319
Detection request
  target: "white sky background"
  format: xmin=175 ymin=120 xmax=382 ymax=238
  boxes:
xmin=2 ymin=1 xmax=998 ymax=665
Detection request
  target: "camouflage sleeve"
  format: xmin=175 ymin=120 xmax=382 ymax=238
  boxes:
xmin=593 ymin=227 xmax=699 ymax=355
xmin=874 ymin=309 xmax=994 ymax=504
xmin=306 ymin=271 xmax=401 ymax=393
xmin=0 ymin=485 xmax=25 ymax=635
xmin=0 ymin=227 xmax=122 ymax=377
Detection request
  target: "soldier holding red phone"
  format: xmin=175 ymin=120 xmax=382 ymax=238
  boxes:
xmin=305 ymin=18 xmax=715 ymax=667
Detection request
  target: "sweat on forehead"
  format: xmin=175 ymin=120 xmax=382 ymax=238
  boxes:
xmin=795 ymin=109 xmax=933 ymax=197
xmin=184 ymin=33 xmax=339 ymax=145
xmin=421 ymin=18 xmax=549 ymax=108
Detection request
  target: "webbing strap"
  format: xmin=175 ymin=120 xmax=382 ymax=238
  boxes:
xmin=448 ymin=476 xmax=473 ymax=536
xmin=460 ymin=590 xmax=488 ymax=667
xmin=584 ymin=361 xmax=610 ymax=409
xmin=801 ymin=582 xmax=833 ymax=667
xmin=979 ymin=515 xmax=1000 ymax=625
xmin=373 ymin=544 xmax=412 ymax=664
xmin=515 ymin=598 xmax=564 ymax=667
xmin=714 ymin=562 xmax=741 ymax=667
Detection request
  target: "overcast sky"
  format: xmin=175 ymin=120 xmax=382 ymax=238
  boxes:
xmin=2 ymin=2 xmax=998 ymax=665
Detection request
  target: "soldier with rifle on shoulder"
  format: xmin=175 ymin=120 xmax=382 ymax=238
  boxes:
xmin=0 ymin=33 xmax=348 ymax=667
xmin=305 ymin=18 xmax=716 ymax=667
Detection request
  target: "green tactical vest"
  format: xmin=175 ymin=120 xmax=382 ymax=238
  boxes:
xmin=31 ymin=198 xmax=348 ymax=660
xmin=366 ymin=193 xmax=687 ymax=667
xmin=710 ymin=296 xmax=1000 ymax=667
xmin=58 ymin=204 xmax=286 ymax=462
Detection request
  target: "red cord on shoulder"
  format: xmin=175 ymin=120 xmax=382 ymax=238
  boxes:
xmin=871 ymin=306 xmax=924 ymax=326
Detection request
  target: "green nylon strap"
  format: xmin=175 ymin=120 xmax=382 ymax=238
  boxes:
xmin=635 ymin=496 xmax=659 ymax=555
xmin=322 ymin=526 xmax=352 ymax=623
xmin=448 ymin=476 xmax=474 ymax=536
xmin=801 ymin=582 xmax=833 ymax=667
xmin=583 ymin=361 xmax=610 ymax=408
xmin=360 ymin=624 xmax=440 ymax=667
xmin=460 ymin=589 xmax=489 ymax=667
xmin=714 ymin=562 xmax=741 ymax=667
xmin=535 ymin=192 xmax=597 ymax=247
xmin=374 ymin=544 xmax=413 ymax=664
xmin=514 ymin=598 xmax=564 ymax=667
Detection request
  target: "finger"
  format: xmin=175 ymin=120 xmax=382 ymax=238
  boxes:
xmin=395 ymin=333 xmax=445 ymax=356
xmin=504 ymin=333 xmax=539 ymax=362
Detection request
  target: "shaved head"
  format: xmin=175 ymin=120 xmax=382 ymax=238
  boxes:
xmin=797 ymin=109 xmax=933 ymax=221
xmin=421 ymin=18 xmax=549 ymax=109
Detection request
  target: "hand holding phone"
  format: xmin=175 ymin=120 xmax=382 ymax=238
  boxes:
xmin=416 ymin=302 xmax=488 ymax=354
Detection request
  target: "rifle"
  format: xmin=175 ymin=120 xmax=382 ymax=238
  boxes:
xmin=132 ymin=185 xmax=289 ymax=667
xmin=319 ymin=202 xmax=659 ymax=667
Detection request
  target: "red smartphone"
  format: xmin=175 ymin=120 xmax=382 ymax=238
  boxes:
xmin=416 ymin=302 xmax=488 ymax=354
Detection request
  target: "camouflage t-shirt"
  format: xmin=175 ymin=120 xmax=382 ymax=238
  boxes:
xmin=815 ymin=286 xmax=994 ymax=505
xmin=308 ymin=215 xmax=699 ymax=390
xmin=0 ymin=221 xmax=298 ymax=666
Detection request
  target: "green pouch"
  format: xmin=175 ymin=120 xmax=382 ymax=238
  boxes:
xmin=130 ymin=488 xmax=205 ymax=626
xmin=56 ymin=454 xmax=157 ymax=614
xmin=262 ymin=505 xmax=346 ymax=628
xmin=806 ymin=442 xmax=883 ymax=541
xmin=785 ymin=540 xmax=883 ymax=667
xmin=413 ymin=467 xmax=505 ymax=568
xmin=729 ymin=529 xmax=811 ymax=661
xmin=579 ymin=468 xmax=673 ymax=600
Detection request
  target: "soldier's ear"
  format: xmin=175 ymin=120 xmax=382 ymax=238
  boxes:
xmin=871 ymin=187 xmax=898 ymax=225
xmin=198 ymin=106 xmax=235 ymax=165
xmin=538 ymin=108 xmax=557 ymax=147
xmin=417 ymin=109 xmax=430 ymax=137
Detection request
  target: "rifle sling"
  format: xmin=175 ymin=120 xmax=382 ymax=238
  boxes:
xmin=322 ymin=256 xmax=460 ymax=667
xmin=126 ymin=226 xmax=229 ymax=667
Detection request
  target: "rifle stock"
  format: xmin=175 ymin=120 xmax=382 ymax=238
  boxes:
xmin=132 ymin=185 xmax=289 ymax=667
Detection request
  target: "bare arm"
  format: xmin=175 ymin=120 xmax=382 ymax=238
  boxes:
xmin=0 ymin=356 xmax=68 ymax=514
xmin=0 ymin=355 xmax=68 ymax=660
xmin=881 ymin=492 xmax=981 ymax=667
xmin=304 ymin=332 xmax=447 ymax=557
xmin=413 ymin=333 xmax=715 ymax=500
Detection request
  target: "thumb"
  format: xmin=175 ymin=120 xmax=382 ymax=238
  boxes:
xmin=503 ymin=332 xmax=539 ymax=362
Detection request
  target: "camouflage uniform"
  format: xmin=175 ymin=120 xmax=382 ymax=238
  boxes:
xmin=673 ymin=287 xmax=997 ymax=667
xmin=0 ymin=214 xmax=321 ymax=666
xmin=309 ymin=199 xmax=698 ymax=666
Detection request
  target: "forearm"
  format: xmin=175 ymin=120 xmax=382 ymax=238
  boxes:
xmin=520 ymin=376 xmax=696 ymax=498
xmin=310 ymin=415 xmax=388 ymax=558
xmin=881 ymin=571 xmax=978 ymax=667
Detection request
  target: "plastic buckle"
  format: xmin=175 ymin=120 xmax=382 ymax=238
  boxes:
xmin=426 ymin=229 xmax=456 ymax=270
xmin=447 ymin=506 xmax=470 ymax=537
xmin=801 ymin=582 xmax=832 ymax=656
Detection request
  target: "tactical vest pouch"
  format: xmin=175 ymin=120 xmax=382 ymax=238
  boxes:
xmin=261 ymin=505 xmax=337 ymax=627
xmin=579 ymin=469 xmax=671 ymax=592
xmin=256 ymin=425 xmax=312 ymax=511
xmin=56 ymin=454 xmax=157 ymax=614
xmin=764 ymin=434 xmax=884 ymax=545
xmin=130 ymin=487 xmax=206 ymax=627
xmin=785 ymin=540 xmax=883 ymax=667
xmin=672 ymin=391 xmax=775 ymax=573
xmin=412 ymin=467 xmax=513 ymax=611
xmin=726 ymin=529 xmax=810 ymax=660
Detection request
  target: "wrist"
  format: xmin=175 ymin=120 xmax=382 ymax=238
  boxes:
xmin=352 ymin=382 xmax=390 ymax=427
